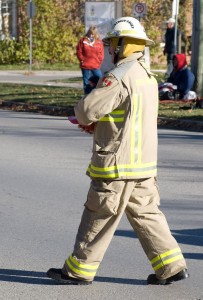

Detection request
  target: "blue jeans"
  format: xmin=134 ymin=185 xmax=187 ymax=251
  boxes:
xmin=81 ymin=68 xmax=103 ymax=95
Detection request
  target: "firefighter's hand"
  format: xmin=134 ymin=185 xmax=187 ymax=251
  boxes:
xmin=78 ymin=123 xmax=95 ymax=134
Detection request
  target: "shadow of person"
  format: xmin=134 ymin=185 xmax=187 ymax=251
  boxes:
xmin=0 ymin=269 xmax=54 ymax=285
xmin=95 ymin=276 xmax=145 ymax=285
xmin=172 ymin=228 xmax=203 ymax=247
xmin=0 ymin=268 xmax=145 ymax=285
xmin=114 ymin=228 xmax=203 ymax=248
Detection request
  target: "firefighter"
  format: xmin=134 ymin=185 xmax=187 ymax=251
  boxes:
xmin=47 ymin=17 xmax=189 ymax=285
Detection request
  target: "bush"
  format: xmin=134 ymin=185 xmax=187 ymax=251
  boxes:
xmin=0 ymin=39 xmax=16 ymax=64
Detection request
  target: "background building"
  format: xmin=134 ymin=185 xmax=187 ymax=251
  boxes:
xmin=0 ymin=0 xmax=17 ymax=40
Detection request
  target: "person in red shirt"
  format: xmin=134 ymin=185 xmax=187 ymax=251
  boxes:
xmin=76 ymin=26 xmax=104 ymax=94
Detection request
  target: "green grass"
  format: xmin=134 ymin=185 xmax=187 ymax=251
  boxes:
xmin=0 ymin=83 xmax=83 ymax=106
xmin=52 ymin=77 xmax=83 ymax=84
xmin=0 ymin=81 xmax=203 ymax=122
xmin=0 ymin=63 xmax=165 ymax=72
xmin=159 ymin=101 xmax=203 ymax=121
xmin=0 ymin=63 xmax=80 ymax=71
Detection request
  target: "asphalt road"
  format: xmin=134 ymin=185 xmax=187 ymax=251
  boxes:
xmin=0 ymin=110 xmax=203 ymax=300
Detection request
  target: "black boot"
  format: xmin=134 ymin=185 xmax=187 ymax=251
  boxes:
xmin=147 ymin=269 xmax=189 ymax=285
xmin=46 ymin=268 xmax=92 ymax=285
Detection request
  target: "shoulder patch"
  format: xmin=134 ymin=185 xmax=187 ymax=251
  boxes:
xmin=102 ymin=77 xmax=113 ymax=87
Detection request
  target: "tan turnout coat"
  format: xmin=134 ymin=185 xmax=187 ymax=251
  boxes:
xmin=75 ymin=52 xmax=158 ymax=180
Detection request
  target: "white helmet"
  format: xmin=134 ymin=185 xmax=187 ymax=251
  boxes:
xmin=103 ymin=17 xmax=153 ymax=46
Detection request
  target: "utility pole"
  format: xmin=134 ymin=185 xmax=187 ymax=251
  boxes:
xmin=191 ymin=0 xmax=203 ymax=97
xmin=173 ymin=0 xmax=179 ymax=54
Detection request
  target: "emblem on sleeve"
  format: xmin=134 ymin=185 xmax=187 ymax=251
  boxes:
xmin=102 ymin=77 xmax=112 ymax=87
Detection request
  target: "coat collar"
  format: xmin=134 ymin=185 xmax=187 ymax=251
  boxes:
xmin=116 ymin=52 xmax=155 ymax=76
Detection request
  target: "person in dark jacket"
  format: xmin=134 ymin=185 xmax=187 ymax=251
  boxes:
xmin=164 ymin=18 xmax=180 ymax=76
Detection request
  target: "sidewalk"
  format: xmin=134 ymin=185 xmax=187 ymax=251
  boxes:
xmin=0 ymin=70 xmax=83 ymax=88
xmin=0 ymin=69 xmax=165 ymax=87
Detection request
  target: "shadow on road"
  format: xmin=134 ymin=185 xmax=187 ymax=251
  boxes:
xmin=0 ymin=268 xmax=145 ymax=285
xmin=0 ymin=269 xmax=53 ymax=285
xmin=95 ymin=276 xmax=145 ymax=285
xmin=172 ymin=228 xmax=203 ymax=247
xmin=114 ymin=228 xmax=203 ymax=249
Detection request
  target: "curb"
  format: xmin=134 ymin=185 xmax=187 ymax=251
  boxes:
xmin=158 ymin=117 xmax=203 ymax=133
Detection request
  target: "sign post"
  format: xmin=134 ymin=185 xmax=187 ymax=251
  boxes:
xmin=132 ymin=3 xmax=150 ymax=69
xmin=27 ymin=0 xmax=36 ymax=72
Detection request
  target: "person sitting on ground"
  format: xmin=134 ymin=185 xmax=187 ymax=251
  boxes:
xmin=159 ymin=53 xmax=196 ymax=100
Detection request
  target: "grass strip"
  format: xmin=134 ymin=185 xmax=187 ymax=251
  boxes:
xmin=0 ymin=82 xmax=203 ymax=122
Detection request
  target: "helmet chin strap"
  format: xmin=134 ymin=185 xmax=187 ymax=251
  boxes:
xmin=114 ymin=38 xmax=123 ymax=64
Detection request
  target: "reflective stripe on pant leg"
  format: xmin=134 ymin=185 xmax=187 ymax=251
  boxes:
xmin=150 ymin=247 xmax=184 ymax=271
xmin=63 ymin=180 xmax=136 ymax=281
xmin=125 ymin=177 xmax=187 ymax=279
xmin=66 ymin=255 xmax=99 ymax=277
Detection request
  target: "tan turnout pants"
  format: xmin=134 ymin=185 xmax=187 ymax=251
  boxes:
xmin=62 ymin=177 xmax=187 ymax=281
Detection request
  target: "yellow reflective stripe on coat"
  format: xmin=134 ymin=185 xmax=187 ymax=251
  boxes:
xmin=87 ymin=162 xmax=157 ymax=178
xmin=100 ymin=110 xmax=125 ymax=122
xmin=150 ymin=248 xmax=184 ymax=271
xmin=66 ymin=255 xmax=99 ymax=277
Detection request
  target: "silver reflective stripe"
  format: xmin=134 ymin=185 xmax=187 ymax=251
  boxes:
xmin=132 ymin=94 xmax=141 ymax=164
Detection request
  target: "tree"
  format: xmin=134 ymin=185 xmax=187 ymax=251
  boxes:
xmin=123 ymin=0 xmax=191 ymax=63
xmin=0 ymin=0 xmax=85 ymax=64
xmin=0 ymin=0 xmax=192 ymax=65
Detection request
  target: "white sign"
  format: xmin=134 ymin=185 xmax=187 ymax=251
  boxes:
xmin=85 ymin=2 xmax=115 ymax=39
xmin=132 ymin=3 xmax=147 ymax=18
